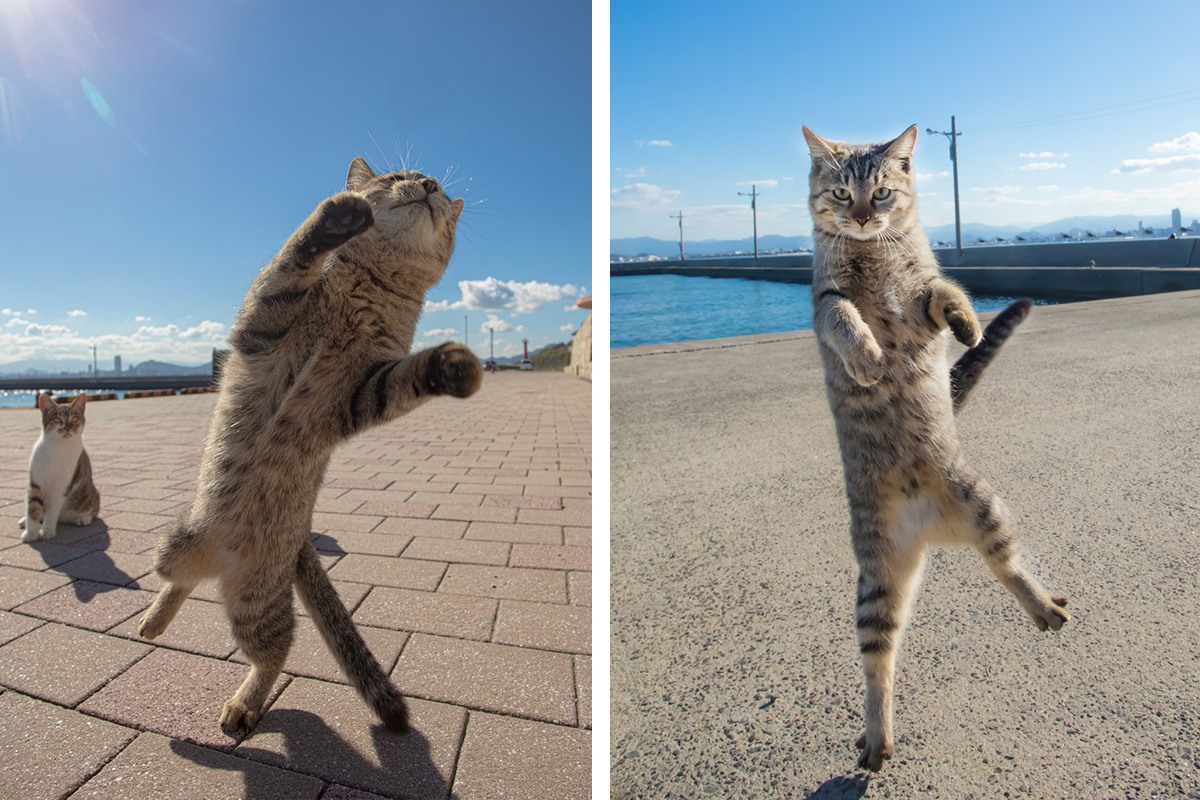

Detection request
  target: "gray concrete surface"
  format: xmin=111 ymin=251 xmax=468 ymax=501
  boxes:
xmin=611 ymin=290 xmax=1200 ymax=799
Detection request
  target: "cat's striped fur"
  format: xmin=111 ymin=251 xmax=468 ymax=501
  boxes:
xmin=21 ymin=393 xmax=100 ymax=542
xmin=139 ymin=158 xmax=482 ymax=734
xmin=803 ymin=125 xmax=1067 ymax=772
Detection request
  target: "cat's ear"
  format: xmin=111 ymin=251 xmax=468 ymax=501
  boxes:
xmin=37 ymin=393 xmax=54 ymax=413
xmin=802 ymin=126 xmax=839 ymax=162
xmin=346 ymin=157 xmax=376 ymax=191
xmin=70 ymin=393 xmax=87 ymax=411
xmin=883 ymin=125 xmax=918 ymax=162
xmin=450 ymin=197 xmax=464 ymax=222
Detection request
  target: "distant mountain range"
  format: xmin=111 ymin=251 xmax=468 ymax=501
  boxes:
xmin=0 ymin=358 xmax=211 ymax=378
xmin=611 ymin=234 xmax=812 ymax=258
xmin=612 ymin=212 xmax=1200 ymax=256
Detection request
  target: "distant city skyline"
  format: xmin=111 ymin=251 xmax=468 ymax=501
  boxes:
xmin=611 ymin=1 xmax=1200 ymax=242
xmin=0 ymin=0 xmax=590 ymax=367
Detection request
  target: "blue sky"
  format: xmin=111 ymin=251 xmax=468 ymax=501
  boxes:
xmin=611 ymin=0 xmax=1200 ymax=240
xmin=0 ymin=0 xmax=590 ymax=368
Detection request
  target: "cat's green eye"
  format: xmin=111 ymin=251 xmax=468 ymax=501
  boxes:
xmin=873 ymin=187 xmax=891 ymax=200
xmin=832 ymin=188 xmax=851 ymax=201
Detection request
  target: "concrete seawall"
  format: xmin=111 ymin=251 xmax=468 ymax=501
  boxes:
xmin=612 ymin=238 xmax=1200 ymax=300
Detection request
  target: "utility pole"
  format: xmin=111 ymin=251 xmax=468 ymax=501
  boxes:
xmin=927 ymin=116 xmax=963 ymax=258
xmin=92 ymin=343 xmax=98 ymax=379
xmin=669 ymin=210 xmax=685 ymax=261
xmin=738 ymin=184 xmax=760 ymax=262
xmin=489 ymin=327 xmax=494 ymax=362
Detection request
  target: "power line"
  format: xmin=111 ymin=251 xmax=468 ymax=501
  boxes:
xmin=967 ymin=87 xmax=1200 ymax=133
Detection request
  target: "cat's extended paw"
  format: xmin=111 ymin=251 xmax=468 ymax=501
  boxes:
xmin=842 ymin=342 xmax=885 ymax=387
xmin=855 ymin=732 xmax=893 ymax=772
xmin=220 ymin=698 xmax=261 ymax=734
xmin=946 ymin=307 xmax=982 ymax=348
xmin=308 ymin=192 xmax=374 ymax=253
xmin=428 ymin=343 xmax=483 ymax=399
xmin=19 ymin=525 xmax=38 ymax=543
xmin=1028 ymin=594 xmax=1069 ymax=632
xmin=137 ymin=607 xmax=170 ymax=640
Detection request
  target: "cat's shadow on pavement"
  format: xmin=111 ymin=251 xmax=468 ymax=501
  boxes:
xmin=805 ymin=774 xmax=870 ymax=800
xmin=27 ymin=518 xmax=138 ymax=600
xmin=171 ymin=709 xmax=457 ymax=800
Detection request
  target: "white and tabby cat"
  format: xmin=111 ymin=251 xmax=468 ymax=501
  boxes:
xmin=803 ymin=124 xmax=1068 ymax=772
xmin=21 ymin=393 xmax=101 ymax=542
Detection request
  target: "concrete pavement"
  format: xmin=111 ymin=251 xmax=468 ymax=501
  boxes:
xmin=611 ymin=290 xmax=1200 ymax=799
xmin=0 ymin=371 xmax=591 ymax=800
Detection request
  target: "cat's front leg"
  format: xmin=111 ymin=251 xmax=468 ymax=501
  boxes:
xmin=925 ymin=278 xmax=982 ymax=347
xmin=814 ymin=290 xmax=885 ymax=386
xmin=346 ymin=343 xmax=483 ymax=432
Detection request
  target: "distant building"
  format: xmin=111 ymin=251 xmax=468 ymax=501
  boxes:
xmin=114 ymin=355 xmax=122 ymax=374
xmin=1172 ymin=208 xmax=1182 ymax=229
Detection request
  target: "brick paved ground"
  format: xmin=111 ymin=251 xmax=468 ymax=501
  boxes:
xmin=0 ymin=371 xmax=591 ymax=800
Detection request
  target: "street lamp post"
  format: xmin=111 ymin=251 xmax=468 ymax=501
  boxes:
xmin=670 ymin=210 xmax=685 ymax=261
xmin=738 ymin=184 xmax=760 ymax=262
xmin=926 ymin=116 xmax=963 ymax=258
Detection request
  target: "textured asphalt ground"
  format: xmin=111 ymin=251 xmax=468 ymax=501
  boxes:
xmin=611 ymin=290 xmax=1200 ymax=799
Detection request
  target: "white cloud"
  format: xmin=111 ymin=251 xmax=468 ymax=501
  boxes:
xmin=610 ymin=183 xmax=682 ymax=211
xmin=421 ymin=328 xmax=457 ymax=338
xmin=1148 ymin=132 xmax=1200 ymax=153
xmin=26 ymin=309 xmax=36 ymax=315
xmin=428 ymin=278 xmax=583 ymax=315
xmin=1 ymin=308 xmax=13 ymax=315
xmin=1037 ymin=184 xmax=1059 ymax=192
xmin=971 ymin=185 xmax=1022 ymax=195
xmin=178 ymin=320 xmax=226 ymax=340
xmin=6 ymin=317 xmax=30 ymax=328
xmin=481 ymin=314 xmax=514 ymax=333
xmin=623 ymin=166 xmax=648 ymax=179
xmin=636 ymin=139 xmax=673 ymax=147
xmin=136 ymin=324 xmax=180 ymax=338
xmin=67 ymin=309 xmax=87 ymax=317
xmin=1019 ymin=162 xmax=1066 ymax=171
xmin=736 ymin=180 xmax=779 ymax=188
xmin=24 ymin=323 xmax=69 ymax=337
xmin=1114 ymin=153 xmax=1200 ymax=175
xmin=134 ymin=315 xmax=152 ymax=322
xmin=559 ymin=323 xmax=575 ymax=332
xmin=915 ymin=171 xmax=950 ymax=180
xmin=782 ymin=177 xmax=795 ymax=181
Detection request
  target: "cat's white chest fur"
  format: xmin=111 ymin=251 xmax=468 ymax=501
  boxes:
xmin=29 ymin=432 xmax=83 ymax=494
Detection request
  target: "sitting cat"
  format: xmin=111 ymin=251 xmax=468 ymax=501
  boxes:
xmin=138 ymin=158 xmax=482 ymax=734
xmin=21 ymin=393 xmax=101 ymax=542
xmin=802 ymin=125 xmax=1068 ymax=772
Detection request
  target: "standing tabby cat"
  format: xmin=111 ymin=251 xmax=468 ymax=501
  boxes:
xmin=803 ymin=125 xmax=1068 ymax=772
xmin=138 ymin=158 xmax=482 ymax=734
xmin=21 ymin=393 xmax=100 ymax=542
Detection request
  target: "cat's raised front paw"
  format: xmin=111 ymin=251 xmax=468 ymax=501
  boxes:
xmin=308 ymin=193 xmax=375 ymax=253
xmin=946 ymin=307 xmax=983 ymax=348
xmin=842 ymin=344 xmax=885 ymax=387
xmin=428 ymin=343 xmax=483 ymax=398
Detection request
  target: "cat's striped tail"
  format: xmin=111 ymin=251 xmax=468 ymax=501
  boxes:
xmin=949 ymin=298 xmax=1033 ymax=414
xmin=294 ymin=541 xmax=409 ymax=732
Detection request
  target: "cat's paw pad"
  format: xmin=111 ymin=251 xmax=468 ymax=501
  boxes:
xmin=855 ymin=733 xmax=892 ymax=772
xmin=843 ymin=346 xmax=885 ymax=387
xmin=947 ymin=308 xmax=983 ymax=348
xmin=308 ymin=193 xmax=374 ymax=252
xmin=428 ymin=343 xmax=483 ymax=399
xmin=220 ymin=699 xmax=261 ymax=734
xmin=1029 ymin=596 xmax=1069 ymax=632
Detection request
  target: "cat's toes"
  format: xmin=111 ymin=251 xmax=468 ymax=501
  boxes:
xmin=429 ymin=343 xmax=483 ymax=399
xmin=309 ymin=193 xmax=374 ymax=252
xmin=220 ymin=699 xmax=260 ymax=734
xmin=20 ymin=528 xmax=37 ymax=543
xmin=947 ymin=309 xmax=982 ymax=348
xmin=1030 ymin=599 xmax=1069 ymax=632
xmin=856 ymin=735 xmax=892 ymax=772
xmin=844 ymin=350 xmax=885 ymax=387
xmin=137 ymin=610 xmax=168 ymax=640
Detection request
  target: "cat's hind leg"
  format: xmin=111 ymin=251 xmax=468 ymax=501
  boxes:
xmin=219 ymin=569 xmax=295 ymax=733
xmin=943 ymin=468 xmax=1068 ymax=632
xmin=139 ymin=516 xmax=218 ymax=638
xmin=852 ymin=502 xmax=928 ymax=772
